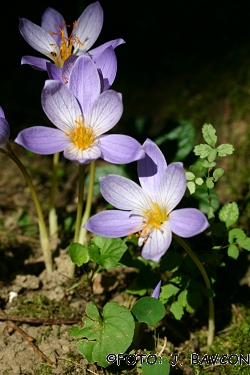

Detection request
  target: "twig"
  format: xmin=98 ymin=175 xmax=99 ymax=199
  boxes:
xmin=0 ymin=309 xmax=55 ymax=367
xmin=0 ymin=313 xmax=82 ymax=325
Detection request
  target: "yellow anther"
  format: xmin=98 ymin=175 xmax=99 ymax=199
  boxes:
xmin=66 ymin=117 xmax=95 ymax=150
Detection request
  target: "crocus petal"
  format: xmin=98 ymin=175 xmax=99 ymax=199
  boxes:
xmin=15 ymin=127 xmax=68 ymax=154
xmin=151 ymin=280 xmax=162 ymax=299
xmin=99 ymin=134 xmax=145 ymax=164
xmin=62 ymin=55 xmax=78 ymax=80
xmin=41 ymin=7 xmax=67 ymax=45
xmin=46 ymin=62 xmax=63 ymax=81
xmin=157 ymin=162 xmax=186 ymax=213
xmin=19 ymin=18 xmax=58 ymax=58
xmin=41 ymin=80 xmax=82 ymax=133
xmin=141 ymin=222 xmax=172 ymax=262
xmin=138 ymin=139 xmax=167 ymax=200
xmin=168 ymin=208 xmax=210 ymax=237
xmin=0 ymin=107 xmax=5 ymax=118
xmin=84 ymin=210 xmax=143 ymax=237
xmin=63 ymin=142 xmax=101 ymax=164
xmin=86 ymin=90 xmax=123 ymax=135
xmin=0 ymin=117 xmax=10 ymax=148
xmin=100 ymin=175 xmax=152 ymax=211
xmin=95 ymin=46 xmax=117 ymax=91
xmin=21 ymin=56 xmax=50 ymax=70
xmin=90 ymin=38 xmax=125 ymax=60
xmin=73 ymin=2 xmax=103 ymax=55
xmin=68 ymin=54 xmax=101 ymax=114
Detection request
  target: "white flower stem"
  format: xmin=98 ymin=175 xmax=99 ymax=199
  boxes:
xmin=6 ymin=145 xmax=53 ymax=273
xmin=68 ymin=164 xmax=85 ymax=278
xmin=172 ymin=233 xmax=215 ymax=346
xmin=49 ymin=152 xmax=59 ymax=238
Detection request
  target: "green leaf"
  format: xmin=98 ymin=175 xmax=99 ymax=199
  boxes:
xmin=170 ymin=301 xmax=184 ymax=320
xmin=73 ymin=302 xmax=134 ymax=367
xmin=213 ymin=168 xmax=224 ymax=181
xmin=141 ymin=356 xmax=170 ymax=375
xmin=228 ymin=244 xmax=239 ymax=259
xmin=88 ymin=236 xmax=128 ymax=269
xmin=187 ymin=181 xmax=196 ymax=194
xmin=131 ymin=297 xmax=166 ymax=327
xmin=186 ymin=290 xmax=202 ymax=312
xmin=68 ymin=242 xmax=89 ymax=266
xmin=160 ymin=284 xmax=180 ymax=304
xmin=206 ymin=177 xmax=214 ymax=189
xmin=217 ymin=144 xmax=234 ymax=157
xmin=207 ymin=149 xmax=218 ymax=163
xmin=195 ymin=177 xmax=204 ymax=186
xmin=238 ymin=237 xmax=250 ymax=251
xmin=177 ymin=290 xmax=188 ymax=307
xmin=219 ymin=202 xmax=239 ymax=227
xmin=228 ymin=228 xmax=246 ymax=244
xmin=193 ymin=144 xmax=213 ymax=158
xmin=186 ymin=171 xmax=195 ymax=180
xmin=202 ymin=123 xmax=217 ymax=147
xmin=160 ymin=251 xmax=183 ymax=271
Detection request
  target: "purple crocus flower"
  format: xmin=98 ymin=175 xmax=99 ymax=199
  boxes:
xmin=19 ymin=2 xmax=124 ymax=71
xmin=84 ymin=139 xmax=209 ymax=262
xmin=0 ymin=107 xmax=10 ymax=150
xmin=14 ymin=54 xmax=144 ymax=165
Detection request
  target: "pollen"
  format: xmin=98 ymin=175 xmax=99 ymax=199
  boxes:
xmin=48 ymin=21 xmax=84 ymax=67
xmin=66 ymin=116 xmax=95 ymax=150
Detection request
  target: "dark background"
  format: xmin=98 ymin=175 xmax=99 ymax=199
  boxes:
xmin=1 ymin=0 xmax=250 ymax=136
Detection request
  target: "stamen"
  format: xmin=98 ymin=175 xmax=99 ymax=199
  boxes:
xmin=66 ymin=116 xmax=95 ymax=150
xmin=48 ymin=21 xmax=84 ymax=67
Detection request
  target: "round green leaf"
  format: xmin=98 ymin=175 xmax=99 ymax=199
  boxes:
xmin=219 ymin=202 xmax=239 ymax=227
xmin=131 ymin=297 xmax=166 ymax=327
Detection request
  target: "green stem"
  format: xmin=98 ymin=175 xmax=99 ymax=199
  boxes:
xmin=68 ymin=164 xmax=85 ymax=278
xmin=6 ymin=146 xmax=53 ymax=273
xmin=78 ymin=160 xmax=96 ymax=245
xmin=172 ymin=233 xmax=215 ymax=346
xmin=49 ymin=152 xmax=59 ymax=238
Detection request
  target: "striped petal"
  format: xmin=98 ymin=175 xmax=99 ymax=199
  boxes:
xmin=169 ymin=208 xmax=209 ymax=237
xmin=141 ymin=222 xmax=172 ymax=262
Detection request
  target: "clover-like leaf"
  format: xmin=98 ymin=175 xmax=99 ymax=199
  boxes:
xmin=228 ymin=244 xmax=239 ymax=259
xmin=170 ymin=301 xmax=184 ymax=320
xmin=238 ymin=237 xmax=250 ymax=251
xmin=187 ymin=181 xmax=196 ymax=194
xmin=88 ymin=236 xmax=128 ymax=269
xmin=160 ymin=284 xmax=180 ymax=304
xmin=206 ymin=177 xmax=214 ymax=189
xmin=194 ymin=144 xmax=213 ymax=158
xmin=217 ymin=144 xmax=234 ymax=156
xmin=72 ymin=302 xmax=135 ymax=367
xmin=213 ymin=168 xmax=224 ymax=182
xmin=202 ymin=123 xmax=217 ymax=147
xmin=131 ymin=297 xmax=166 ymax=328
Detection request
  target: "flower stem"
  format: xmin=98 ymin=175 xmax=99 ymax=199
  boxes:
xmin=68 ymin=164 xmax=85 ymax=278
xmin=172 ymin=233 xmax=215 ymax=346
xmin=78 ymin=160 xmax=96 ymax=244
xmin=49 ymin=152 xmax=59 ymax=238
xmin=7 ymin=146 xmax=53 ymax=273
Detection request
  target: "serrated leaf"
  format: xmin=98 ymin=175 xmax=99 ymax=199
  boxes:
xmin=202 ymin=123 xmax=217 ymax=147
xmin=206 ymin=177 xmax=214 ymax=189
xmin=195 ymin=177 xmax=204 ymax=186
xmin=131 ymin=297 xmax=166 ymax=327
xmin=187 ymin=181 xmax=196 ymax=194
xmin=228 ymin=244 xmax=239 ymax=259
xmin=88 ymin=236 xmax=128 ymax=269
xmin=217 ymin=144 xmax=234 ymax=157
xmin=68 ymin=242 xmax=89 ymax=266
xmin=186 ymin=171 xmax=195 ymax=180
xmin=170 ymin=301 xmax=184 ymax=320
xmin=213 ymin=168 xmax=224 ymax=181
xmin=219 ymin=202 xmax=239 ymax=227
xmin=238 ymin=237 xmax=250 ymax=251
xmin=177 ymin=290 xmax=188 ymax=307
xmin=228 ymin=228 xmax=246 ymax=244
xmin=142 ymin=356 xmax=170 ymax=375
xmin=160 ymin=284 xmax=180 ymax=304
xmin=74 ymin=302 xmax=134 ymax=367
xmin=194 ymin=144 xmax=213 ymax=158
xmin=202 ymin=160 xmax=210 ymax=168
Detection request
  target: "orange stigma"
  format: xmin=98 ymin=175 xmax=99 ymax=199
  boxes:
xmin=48 ymin=21 xmax=84 ymax=67
xmin=66 ymin=116 xmax=95 ymax=150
